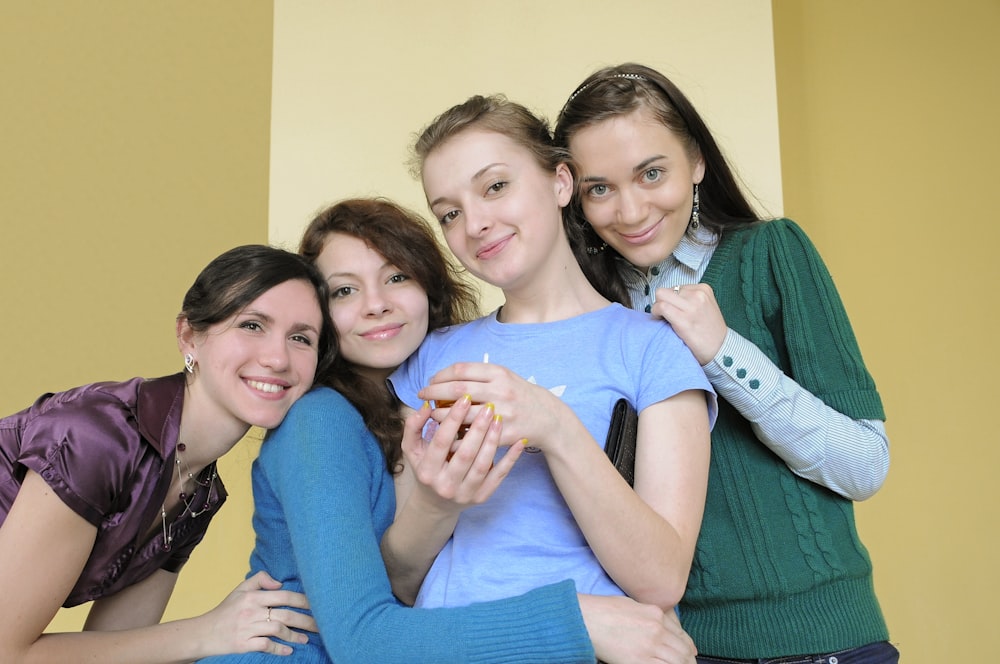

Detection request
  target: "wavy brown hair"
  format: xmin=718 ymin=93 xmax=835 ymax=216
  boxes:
xmin=299 ymin=198 xmax=479 ymax=473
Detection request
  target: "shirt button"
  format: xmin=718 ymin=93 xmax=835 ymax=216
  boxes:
xmin=644 ymin=304 xmax=652 ymax=313
xmin=651 ymin=266 xmax=660 ymax=275
xmin=829 ymin=658 xmax=839 ymax=664
xmin=722 ymin=356 xmax=733 ymax=367
xmin=644 ymin=285 xmax=650 ymax=296
xmin=736 ymin=369 xmax=747 ymax=379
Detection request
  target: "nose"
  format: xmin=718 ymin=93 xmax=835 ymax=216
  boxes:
xmin=260 ymin=334 xmax=291 ymax=372
xmin=463 ymin=202 xmax=492 ymax=238
xmin=362 ymin=285 xmax=392 ymax=317
xmin=616 ymin=187 xmax=645 ymax=225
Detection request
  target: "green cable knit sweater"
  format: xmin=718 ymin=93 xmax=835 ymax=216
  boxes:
xmin=680 ymin=218 xmax=889 ymax=657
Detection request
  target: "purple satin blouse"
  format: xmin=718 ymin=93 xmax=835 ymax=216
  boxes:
xmin=0 ymin=373 xmax=227 ymax=607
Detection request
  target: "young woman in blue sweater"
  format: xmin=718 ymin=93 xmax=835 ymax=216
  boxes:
xmin=554 ymin=63 xmax=898 ymax=663
xmin=199 ymin=198 xmax=697 ymax=663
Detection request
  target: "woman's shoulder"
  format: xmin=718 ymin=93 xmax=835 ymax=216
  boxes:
xmin=281 ymin=386 xmax=366 ymax=428
xmin=13 ymin=376 xmax=156 ymax=448
xmin=727 ymin=217 xmax=818 ymax=249
xmin=275 ymin=387 xmax=384 ymax=453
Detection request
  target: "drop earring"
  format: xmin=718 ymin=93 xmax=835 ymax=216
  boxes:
xmin=689 ymin=183 xmax=701 ymax=230
xmin=184 ymin=353 xmax=196 ymax=373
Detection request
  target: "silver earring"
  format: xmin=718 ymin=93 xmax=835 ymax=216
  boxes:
xmin=690 ymin=183 xmax=701 ymax=230
xmin=184 ymin=353 xmax=196 ymax=374
xmin=586 ymin=242 xmax=608 ymax=255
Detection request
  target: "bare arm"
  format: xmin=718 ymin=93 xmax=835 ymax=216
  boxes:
xmin=85 ymin=568 xmax=178 ymax=631
xmin=0 ymin=471 xmax=315 ymax=664
xmin=579 ymin=594 xmax=697 ymax=664
xmin=542 ymin=391 xmax=710 ymax=609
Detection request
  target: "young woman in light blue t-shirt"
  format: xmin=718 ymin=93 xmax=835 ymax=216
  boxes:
xmin=383 ymin=96 xmax=716 ymax=645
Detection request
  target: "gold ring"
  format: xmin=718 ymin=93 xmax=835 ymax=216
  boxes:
xmin=673 ymin=285 xmax=681 ymax=293
xmin=266 ymin=607 xmax=272 ymax=622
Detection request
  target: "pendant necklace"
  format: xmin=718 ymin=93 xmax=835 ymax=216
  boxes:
xmin=161 ymin=442 xmax=218 ymax=551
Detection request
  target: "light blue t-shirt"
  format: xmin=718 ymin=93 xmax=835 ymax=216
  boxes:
xmin=389 ymin=303 xmax=715 ymax=608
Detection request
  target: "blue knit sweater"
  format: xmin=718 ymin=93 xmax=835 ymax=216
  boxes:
xmin=680 ymin=219 xmax=890 ymax=657
xmin=199 ymin=387 xmax=595 ymax=664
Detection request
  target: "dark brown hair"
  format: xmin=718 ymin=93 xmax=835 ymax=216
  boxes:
xmin=179 ymin=244 xmax=336 ymax=379
xmin=299 ymin=198 xmax=479 ymax=473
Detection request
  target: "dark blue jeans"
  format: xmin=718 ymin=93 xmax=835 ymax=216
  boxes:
xmin=696 ymin=640 xmax=899 ymax=664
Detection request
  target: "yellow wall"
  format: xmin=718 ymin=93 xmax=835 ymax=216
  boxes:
xmin=773 ymin=1 xmax=1000 ymax=660
xmin=268 ymin=0 xmax=784 ymax=312
xmin=5 ymin=1 xmax=996 ymax=660
xmin=0 ymin=2 xmax=274 ymax=630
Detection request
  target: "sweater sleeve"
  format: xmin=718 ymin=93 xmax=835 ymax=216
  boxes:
xmin=700 ymin=218 xmax=889 ymax=499
xmin=260 ymin=388 xmax=595 ymax=664
xmin=763 ymin=219 xmax=884 ymax=419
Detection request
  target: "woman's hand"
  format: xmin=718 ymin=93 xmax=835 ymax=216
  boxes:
xmin=401 ymin=398 xmax=523 ymax=511
xmin=578 ymin=594 xmax=697 ymax=664
xmin=198 ymin=571 xmax=317 ymax=657
xmin=650 ymin=283 xmax=727 ymax=365
xmin=417 ymin=362 xmax=577 ymax=451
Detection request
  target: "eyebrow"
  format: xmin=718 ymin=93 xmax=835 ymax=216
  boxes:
xmin=429 ymin=162 xmax=506 ymax=208
xmin=579 ymin=154 xmax=668 ymax=184
xmin=325 ymin=258 xmax=394 ymax=283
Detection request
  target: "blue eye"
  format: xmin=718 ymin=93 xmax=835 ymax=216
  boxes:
xmin=587 ymin=183 xmax=609 ymax=198
xmin=641 ymin=168 xmax=663 ymax=184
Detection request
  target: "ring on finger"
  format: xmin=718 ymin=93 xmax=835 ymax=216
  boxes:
xmin=266 ymin=607 xmax=272 ymax=622
xmin=673 ymin=284 xmax=681 ymax=293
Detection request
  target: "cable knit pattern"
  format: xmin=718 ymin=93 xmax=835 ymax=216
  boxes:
xmin=679 ymin=219 xmax=889 ymax=658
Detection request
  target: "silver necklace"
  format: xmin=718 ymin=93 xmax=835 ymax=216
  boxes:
xmin=161 ymin=442 xmax=218 ymax=551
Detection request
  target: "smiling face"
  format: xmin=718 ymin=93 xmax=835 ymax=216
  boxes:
xmin=316 ymin=232 xmax=430 ymax=382
xmin=180 ymin=278 xmax=322 ymax=433
xmin=422 ymin=129 xmax=572 ymax=295
xmin=568 ymin=108 xmax=705 ymax=270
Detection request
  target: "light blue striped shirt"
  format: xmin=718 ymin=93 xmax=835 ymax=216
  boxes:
xmin=619 ymin=225 xmax=888 ymax=500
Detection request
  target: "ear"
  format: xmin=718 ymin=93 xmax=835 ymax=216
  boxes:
xmin=554 ymin=162 xmax=574 ymax=208
xmin=693 ymin=155 xmax=706 ymax=185
xmin=176 ymin=316 xmax=196 ymax=356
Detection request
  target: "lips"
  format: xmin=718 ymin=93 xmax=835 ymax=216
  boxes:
xmin=476 ymin=234 xmax=513 ymax=260
xmin=618 ymin=218 xmax=662 ymax=245
xmin=361 ymin=323 xmax=404 ymax=341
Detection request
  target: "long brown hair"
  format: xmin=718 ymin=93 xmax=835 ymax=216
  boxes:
xmin=299 ymin=198 xmax=479 ymax=473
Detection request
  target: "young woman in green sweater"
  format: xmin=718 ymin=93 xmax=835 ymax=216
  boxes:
xmin=554 ymin=63 xmax=898 ymax=663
